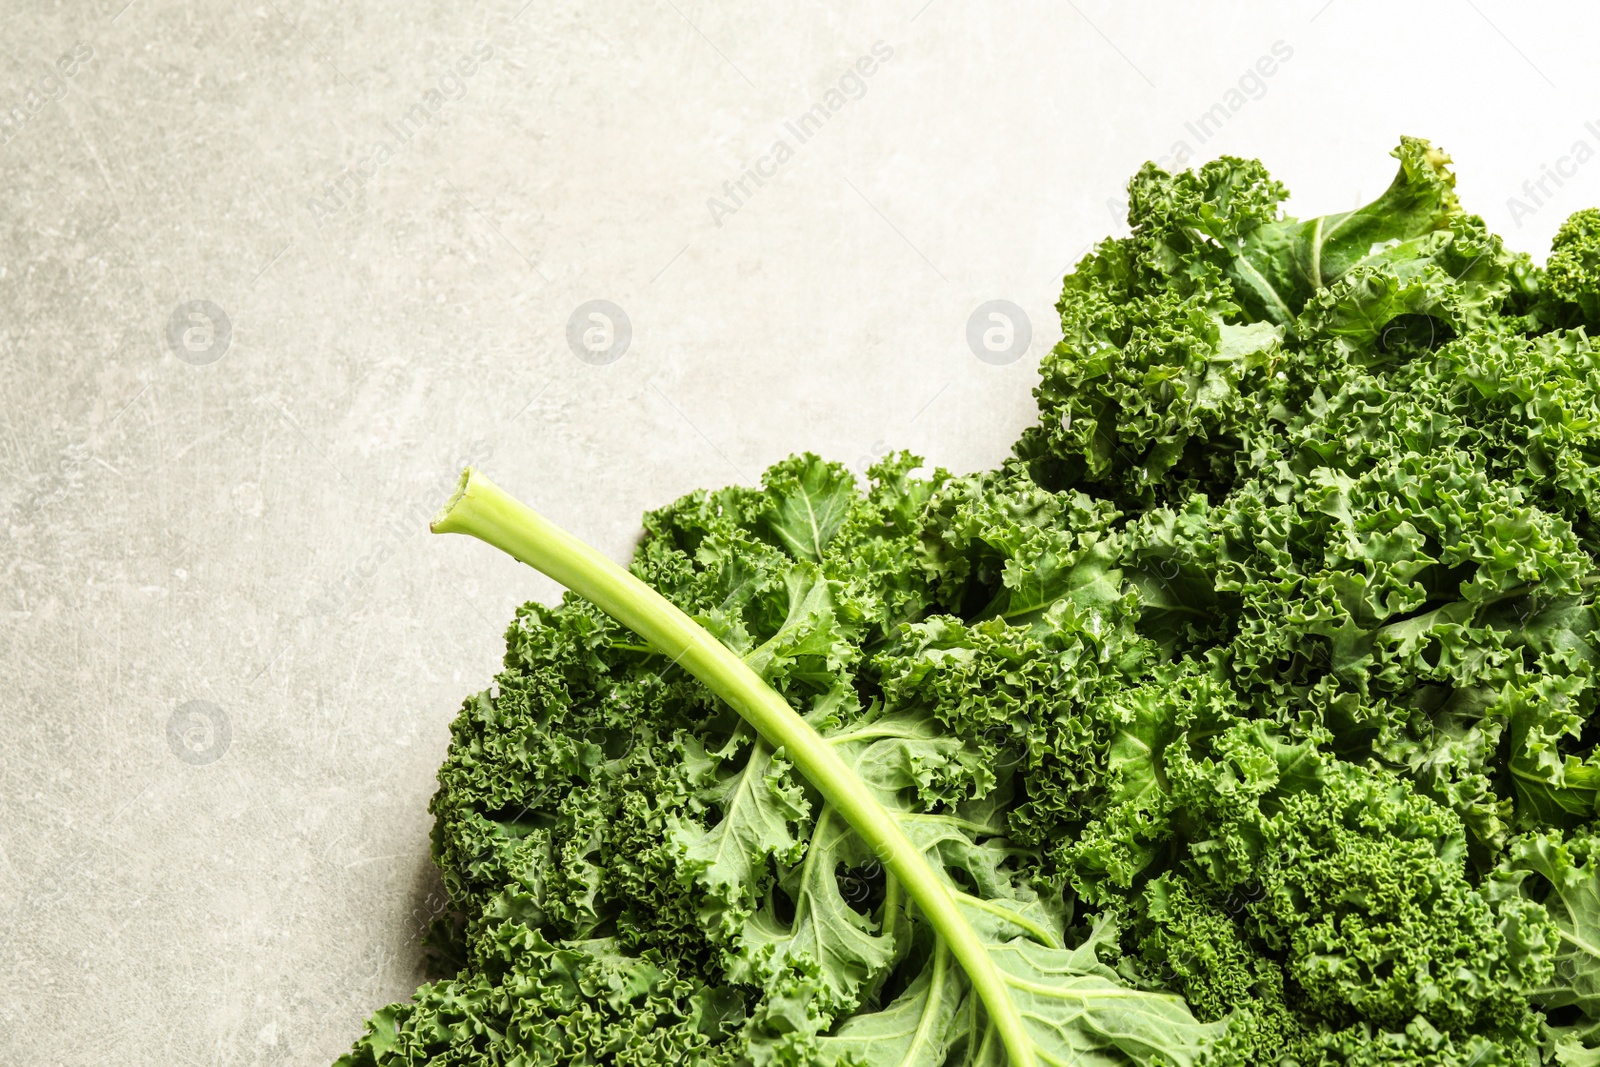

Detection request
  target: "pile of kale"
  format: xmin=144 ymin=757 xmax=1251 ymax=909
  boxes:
xmin=335 ymin=139 xmax=1600 ymax=1066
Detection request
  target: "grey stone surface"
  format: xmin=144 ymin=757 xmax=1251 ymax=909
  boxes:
xmin=1 ymin=1 xmax=1596 ymax=1063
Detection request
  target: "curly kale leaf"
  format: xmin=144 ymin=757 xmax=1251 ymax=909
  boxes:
xmin=1062 ymin=678 xmax=1557 ymax=1055
xmin=1225 ymin=137 xmax=1462 ymax=328
xmin=1543 ymin=208 xmax=1600 ymax=327
xmin=333 ymin=929 xmax=745 ymax=1067
xmin=1491 ymin=829 xmax=1600 ymax=1039
xmin=1022 ymin=137 xmax=1526 ymax=511
xmin=361 ymin=454 xmax=1226 ymax=1067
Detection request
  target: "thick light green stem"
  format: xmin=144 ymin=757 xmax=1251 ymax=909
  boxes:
xmin=431 ymin=467 xmax=1033 ymax=1067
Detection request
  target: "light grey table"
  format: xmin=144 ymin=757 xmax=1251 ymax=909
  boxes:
xmin=3 ymin=1 xmax=1596 ymax=1062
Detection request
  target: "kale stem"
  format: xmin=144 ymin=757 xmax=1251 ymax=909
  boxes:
xmin=431 ymin=467 xmax=1034 ymax=1067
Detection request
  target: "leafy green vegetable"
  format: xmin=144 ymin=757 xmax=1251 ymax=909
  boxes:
xmin=331 ymin=138 xmax=1600 ymax=1066
xmin=415 ymin=465 xmax=1223 ymax=1067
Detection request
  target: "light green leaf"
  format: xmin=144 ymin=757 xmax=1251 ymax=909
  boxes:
xmin=1496 ymin=829 xmax=1600 ymax=1022
xmin=817 ymin=944 xmax=963 ymax=1067
xmin=670 ymin=738 xmax=811 ymax=941
xmin=968 ymin=932 xmax=1228 ymax=1067
xmin=761 ymin=454 xmax=860 ymax=563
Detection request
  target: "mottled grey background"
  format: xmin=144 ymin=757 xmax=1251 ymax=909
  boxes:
xmin=2 ymin=1 xmax=1597 ymax=1063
